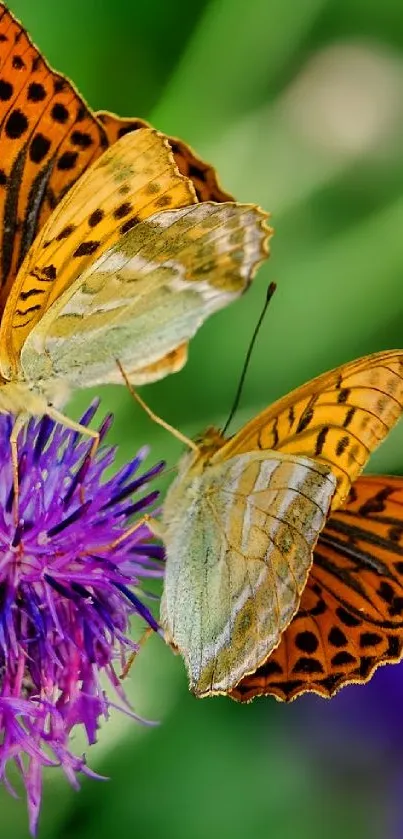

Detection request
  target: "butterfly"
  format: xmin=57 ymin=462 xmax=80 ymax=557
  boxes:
xmin=160 ymin=351 xmax=403 ymax=698
xmin=0 ymin=4 xmax=271 ymax=436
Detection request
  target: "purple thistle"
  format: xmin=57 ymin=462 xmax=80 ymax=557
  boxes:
xmin=0 ymin=401 xmax=164 ymax=835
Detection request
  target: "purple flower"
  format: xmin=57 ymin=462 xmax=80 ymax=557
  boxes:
xmin=0 ymin=401 xmax=164 ymax=835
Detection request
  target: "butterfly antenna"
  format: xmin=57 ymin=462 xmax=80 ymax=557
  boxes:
xmin=221 ymin=282 xmax=277 ymax=436
xmin=116 ymin=360 xmax=199 ymax=452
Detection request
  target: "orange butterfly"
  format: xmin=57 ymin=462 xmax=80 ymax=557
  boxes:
xmin=160 ymin=351 xmax=403 ymax=700
xmin=0 ymin=4 xmax=269 ymax=394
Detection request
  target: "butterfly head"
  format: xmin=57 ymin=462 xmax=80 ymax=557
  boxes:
xmin=193 ymin=426 xmax=226 ymax=460
xmin=169 ymin=426 xmax=226 ymax=483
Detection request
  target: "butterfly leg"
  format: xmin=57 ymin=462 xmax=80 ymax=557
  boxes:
xmin=10 ymin=414 xmax=28 ymax=524
xmin=90 ymin=513 xmax=163 ymax=551
xmin=116 ymin=359 xmax=199 ymax=452
xmin=120 ymin=626 xmax=153 ymax=679
xmin=88 ymin=514 xmax=165 ymax=643
xmin=46 ymin=407 xmax=100 ymax=458
xmin=46 ymin=408 xmax=100 ymax=504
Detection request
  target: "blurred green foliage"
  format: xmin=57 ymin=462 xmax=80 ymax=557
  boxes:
xmin=4 ymin=0 xmax=403 ymax=836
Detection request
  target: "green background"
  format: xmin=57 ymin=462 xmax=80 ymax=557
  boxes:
xmin=4 ymin=0 xmax=403 ymax=837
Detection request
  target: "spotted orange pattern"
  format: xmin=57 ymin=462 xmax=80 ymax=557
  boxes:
xmin=0 ymin=4 xmax=231 ymax=312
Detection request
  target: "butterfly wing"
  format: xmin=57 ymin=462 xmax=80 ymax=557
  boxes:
xmin=161 ymin=450 xmax=336 ymax=696
xmin=215 ymin=351 xmax=403 ymax=510
xmin=0 ymin=126 xmax=199 ymax=377
xmin=96 ymin=111 xmax=233 ymax=203
xmin=231 ymin=475 xmax=403 ymax=702
xmin=0 ymin=4 xmax=234 ymax=321
xmin=19 ymin=201 xmax=270 ymax=389
xmin=101 ymin=344 xmax=189 ymax=385
xmin=0 ymin=4 xmax=109 ymax=307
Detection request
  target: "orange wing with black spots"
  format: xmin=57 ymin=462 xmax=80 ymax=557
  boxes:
xmin=0 ymin=127 xmax=198 ymax=374
xmin=231 ymin=475 xmax=403 ymax=702
xmin=217 ymin=351 xmax=403 ymax=511
xmin=0 ymin=3 xmax=108 ymax=308
xmin=96 ymin=111 xmax=233 ymax=203
xmin=0 ymin=3 xmax=233 ymax=318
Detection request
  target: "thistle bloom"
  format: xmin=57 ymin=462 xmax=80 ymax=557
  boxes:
xmin=0 ymin=401 xmax=164 ymax=834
